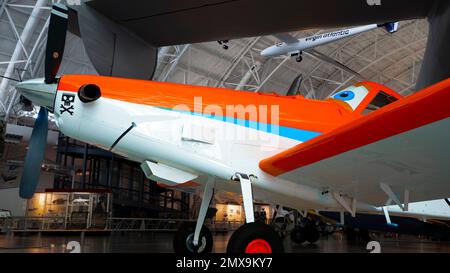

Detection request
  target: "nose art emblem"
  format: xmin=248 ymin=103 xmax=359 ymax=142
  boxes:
xmin=60 ymin=93 xmax=75 ymax=115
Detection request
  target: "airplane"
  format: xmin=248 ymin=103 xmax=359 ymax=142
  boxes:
xmin=12 ymin=4 xmax=450 ymax=253
xmin=261 ymin=23 xmax=399 ymax=63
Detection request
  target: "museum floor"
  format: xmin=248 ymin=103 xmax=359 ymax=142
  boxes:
xmin=0 ymin=232 xmax=449 ymax=253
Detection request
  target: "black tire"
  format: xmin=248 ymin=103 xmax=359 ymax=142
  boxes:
xmin=173 ymin=222 xmax=213 ymax=254
xmin=305 ymin=225 xmax=320 ymax=243
xmin=227 ymin=222 xmax=284 ymax=253
xmin=296 ymin=56 xmax=303 ymax=62
xmin=290 ymin=226 xmax=306 ymax=244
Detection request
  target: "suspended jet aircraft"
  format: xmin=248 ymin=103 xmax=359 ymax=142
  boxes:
xmin=260 ymin=23 xmax=398 ymax=79
xmin=13 ymin=4 xmax=450 ymax=254
xmin=261 ymin=23 xmax=398 ymax=63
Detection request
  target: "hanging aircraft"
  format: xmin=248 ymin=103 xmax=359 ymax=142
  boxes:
xmin=12 ymin=4 xmax=450 ymax=254
xmin=259 ymin=23 xmax=397 ymax=79
xmin=261 ymin=22 xmax=398 ymax=63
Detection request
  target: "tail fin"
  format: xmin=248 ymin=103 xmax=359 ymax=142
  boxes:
xmin=378 ymin=22 xmax=399 ymax=33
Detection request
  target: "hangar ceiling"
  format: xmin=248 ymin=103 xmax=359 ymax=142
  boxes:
xmin=0 ymin=0 xmax=428 ymax=123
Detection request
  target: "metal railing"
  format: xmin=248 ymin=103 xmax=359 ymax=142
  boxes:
xmin=107 ymin=218 xmax=242 ymax=232
xmin=107 ymin=218 xmax=190 ymax=231
xmin=0 ymin=216 xmax=243 ymax=233
xmin=1 ymin=216 xmax=69 ymax=232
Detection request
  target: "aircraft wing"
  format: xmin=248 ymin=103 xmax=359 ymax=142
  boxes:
xmin=259 ymin=79 xmax=450 ymax=206
xmin=273 ymin=33 xmax=299 ymax=45
xmin=83 ymin=0 xmax=435 ymax=46
xmin=304 ymin=49 xmax=363 ymax=79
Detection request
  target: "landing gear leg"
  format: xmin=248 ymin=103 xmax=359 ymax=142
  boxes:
xmin=227 ymin=173 xmax=284 ymax=253
xmin=193 ymin=177 xmax=215 ymax=246
xmin=293 ymin=51 xmax=303 ymax=62
xmin=236 ymin=173 xmax=255 ymax=224
xmin=173 ymin=177 xmax=215 ymax=254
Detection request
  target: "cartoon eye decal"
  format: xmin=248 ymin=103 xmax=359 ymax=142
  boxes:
xmin=329 ymin=86 xmax=369 ymax=111
xmin=333 ymin=91 xmax=355 ymax=101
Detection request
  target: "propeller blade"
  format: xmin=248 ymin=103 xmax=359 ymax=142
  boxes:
xmin=286 ymin=74 xmax=303 ymax=96
xmin=45 ymin=3 xmax=69 ymax=84
xmin=19 ymin=107 xmax=49 ymax=199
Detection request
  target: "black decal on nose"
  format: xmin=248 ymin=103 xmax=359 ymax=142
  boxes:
xmin=60 ymin=93 xmax=75 ymax=115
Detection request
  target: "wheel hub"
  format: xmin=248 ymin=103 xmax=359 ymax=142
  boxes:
xmin=186 ymin=233 xmax=207 ymax=253
xmin=245 ymin=239 xmax=272 ymax=253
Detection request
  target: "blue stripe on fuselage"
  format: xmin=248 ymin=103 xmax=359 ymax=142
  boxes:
xmin=157 ymin=107 xmax=322 ymax=142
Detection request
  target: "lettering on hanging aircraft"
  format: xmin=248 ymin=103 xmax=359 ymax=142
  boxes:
xmin=305 ymin=30 xmax=350 ymax=42
xmin=60 ymin=93 xmax=75 ymax=116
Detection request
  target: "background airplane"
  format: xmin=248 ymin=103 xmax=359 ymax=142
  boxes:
xmin=12 ymin=4 xmax=450 ymax=254
xmin=261 ymin=22 xmax=398 ymax=62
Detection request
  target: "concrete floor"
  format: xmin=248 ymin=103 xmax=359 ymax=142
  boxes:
xmin=0 ymin=232 xmax=449 ymax=253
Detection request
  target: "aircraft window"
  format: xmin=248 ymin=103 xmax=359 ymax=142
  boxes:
xmin=363 ymin=91 xmax=398 ymax=114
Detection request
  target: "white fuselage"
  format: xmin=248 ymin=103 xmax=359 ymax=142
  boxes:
xmin=53 ymin=90 xmax=347 ymax=211
xmin=51 ymin=88 xmax=450 ymax=221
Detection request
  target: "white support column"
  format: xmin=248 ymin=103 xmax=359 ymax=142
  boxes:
xmin=216 ymin=37 xmax=260 ymax=88
xmin=339 ymin=211 xmax=345 ymax=225
xmin=157 ymin=46 xmax=170 ymax=64
xmin=159 ymin=44 xmax=189 ymax=82
xmin=193 ymin=176 xmax=215 ymax=246
xmin=403 ymin=189 xmax=409 ymax=211
xmin=255 ymin=56 xmax=289 ymax=92
xmin=0 ymin=0 xmax=47 ymax=110
xmin=0 ymin=1 xmax=8 ymax=20
xmin=5 ymin=14 xmax=50 ymax=120
xmin=235 ymin=61 xmax=261 ymax=90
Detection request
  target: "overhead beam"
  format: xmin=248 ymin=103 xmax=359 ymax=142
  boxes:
xmin=0 ymin=0 xmax=48 ymax=114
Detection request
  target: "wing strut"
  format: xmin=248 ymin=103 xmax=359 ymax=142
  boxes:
xmin=193 ymin=177 xmax=215 ymax=246
xmin=380 ymin=183 xmax=409 ymax=211
xmin=333 ymin=193 xmax=357 ymax=217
